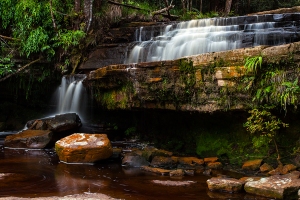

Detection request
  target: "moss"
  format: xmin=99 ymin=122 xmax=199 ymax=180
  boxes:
xmin=94 ymin=82 xmax=133 ymax=109
xmin=179 ymin=59 xmax=196 ymax=88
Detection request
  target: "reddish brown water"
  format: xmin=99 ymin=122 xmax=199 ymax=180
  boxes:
xmin=0 ymin=145 xmax=272 ymax=200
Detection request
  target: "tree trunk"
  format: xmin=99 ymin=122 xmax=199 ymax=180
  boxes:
xmin=75 ymin=0 xmax=81 ymax=13
xmin=49 ymin=0 xmax=57 ymax=31
xmin=199 ymin=0 xmax=202 ymax=13
xmin=94 ymin=0 xmax=102 ymax=11
xmin=248 ymin=0 xmax=251 ymax=13
xmin=181 ymin=0 xmax=186 ymax=14
xmin=152 ymin=5 xmax=175 ymax=16
xmin=164 ymin=0 xmax=170 ymax=17
xmin=210 ymin=0 xmax=217 ymax=12
xmin=224 ymin=0 xmax=232 ymax=17
xmin=84 ymin=0 xmax=94 ymax=32
xmin=74 ymin=0 xmax=81 ymax=30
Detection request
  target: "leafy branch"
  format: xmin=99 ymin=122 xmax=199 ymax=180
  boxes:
xmin=0 ymin=57 xmax=42 ymax=82
xmin=244 ymin=106 xmax=288 ymax=165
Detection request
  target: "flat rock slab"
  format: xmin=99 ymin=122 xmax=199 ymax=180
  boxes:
xmin=152 ymin=180 xmax=196 ymax=186
xmin=4 ymin=130 xmax=53 ymax=149
xmin=207 ymin=177 xmax=244 ymax=193
xmin=141 ymin=166 xmax=171 ymax=175
xmin=242 ymin=159 xmax=263 ymax=171
xmin=55 ymin=133 xmax=113 ymax=163
xmin=244 ymin=171 xmax=300 ymax=199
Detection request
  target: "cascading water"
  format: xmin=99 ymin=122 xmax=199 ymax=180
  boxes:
xmin=125 ymin=15 xmax=298 ymax=64
xmin=54 ymin=74 xmax=87 ymax=121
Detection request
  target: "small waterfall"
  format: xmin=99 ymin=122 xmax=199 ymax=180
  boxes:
xmin=55 ymin=74 xmax=87 ymax=120
xmin=125 ymin=15 xmax=298 ymax=64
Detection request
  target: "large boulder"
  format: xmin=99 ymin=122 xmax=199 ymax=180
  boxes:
xmin=244 ymin=171 xmax=300 ymax=199
xmin=27 ymin=113 xmax=82 ymax=133
xmin=55 ymin=133 xmax=113 ymax=163
xmin=4 ymin=130 xmax=53 ymax=149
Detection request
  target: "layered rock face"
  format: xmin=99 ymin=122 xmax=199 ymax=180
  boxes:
xmin=79 ymin=22 xmax=170 ymax=71
xmin=55 ymin=133 xmax=113 ymax=163
xmin=84 ymin=42 xmax=300 ymax=112
xmin=82 ymin=10 xmax=300 ymax=112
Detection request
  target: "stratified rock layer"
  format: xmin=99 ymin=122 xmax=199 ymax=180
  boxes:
xmin=55 ymin=133 xmax=113 ymax=163
xmin=84 ymin=42 xmax=300 ymax=113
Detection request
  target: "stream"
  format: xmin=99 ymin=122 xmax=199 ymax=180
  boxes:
xmin=0 ymin=132 xmax=271 ymax=200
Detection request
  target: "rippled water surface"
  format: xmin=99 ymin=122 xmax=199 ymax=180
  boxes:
xmin=0 ymin=139 xmax=271 ymax=200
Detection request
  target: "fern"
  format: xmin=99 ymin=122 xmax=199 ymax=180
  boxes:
xmin=245 ymin=56 xmax=262 ymax=74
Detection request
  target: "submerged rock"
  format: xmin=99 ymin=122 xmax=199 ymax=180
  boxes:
xmin=122 ymin=152 xmax=150 ymax=167
xmin=152 ymin=180 xmax=196 ymax=186
xmin=55 ymin=133 xmax=112 ymax=163
xmin=4 ymin=130 xmax=53 ymax=149
xmin=141 ymin=166 xmax=171 ymax=175
xmin=244 ymin=171 xmax=300 ymax=199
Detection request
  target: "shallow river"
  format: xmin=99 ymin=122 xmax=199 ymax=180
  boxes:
xmin=0 ymin=133 xmax=271 ymax=200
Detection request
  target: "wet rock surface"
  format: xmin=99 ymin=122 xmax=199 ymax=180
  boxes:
xmin=0 ymin=193 xmax=116 ymax=200
xmin=4 ymin=130 xmax=53 ymax=149
xmin=244 ymin=171 xmax=300 ymax=199
xmin=207 ymin=177 xmax=244 ymax=193
xmin=55 ymin=133 xmax=113 ymax=163
xmin=242 ymin=159 xmax=263 ymax=171
xmin=27 ymin=113 xmax=82 ymax=133
xmin=122 ymin=152 xmax=150 ymax=167
xmin=152 ymin=180 xmax=196 ymax=186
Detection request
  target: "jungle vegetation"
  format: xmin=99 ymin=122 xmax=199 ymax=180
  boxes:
xmin=1 ymin=0 xmax=300 ymax=164
xmin=1 ymin=0 xmax=299 ymax=81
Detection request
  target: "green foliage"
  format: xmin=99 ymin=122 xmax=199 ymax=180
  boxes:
xmin=1 ymin=0 xmax=86 ymax=61
xmin=125 ymin=126 xmax=137 ymax=137
xmin=245 ymin=56 xmax=262 ymax=74
xmin=244 ymin=106 xmax=288 ymax=136
xmin=0 ymin=0 xmax=16 ymax=29
xmin=281 ymin=78 xmax=300 ymax=110
xmin=244 ymin=106 xmax=288 ymax=164
xmin=196 ymin=133 xmax=231 ymax=157
xmin=53 ymin=30 xmax=86 ymax=51
xmin=21 ymin=27 xmax=50 ymax=57
xmin=0 ymin=56 xmax=14 ymax=77
xmin=179 ymin=59 xmax=196 ymax=89
xmin=243 ymin=55 xmax=300 ymax=112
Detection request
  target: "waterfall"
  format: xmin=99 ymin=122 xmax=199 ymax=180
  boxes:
xmin=125 ymin=15 xmax=297 ymax=64
xmin=55 ymin=74 xmax=87 ymax=120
